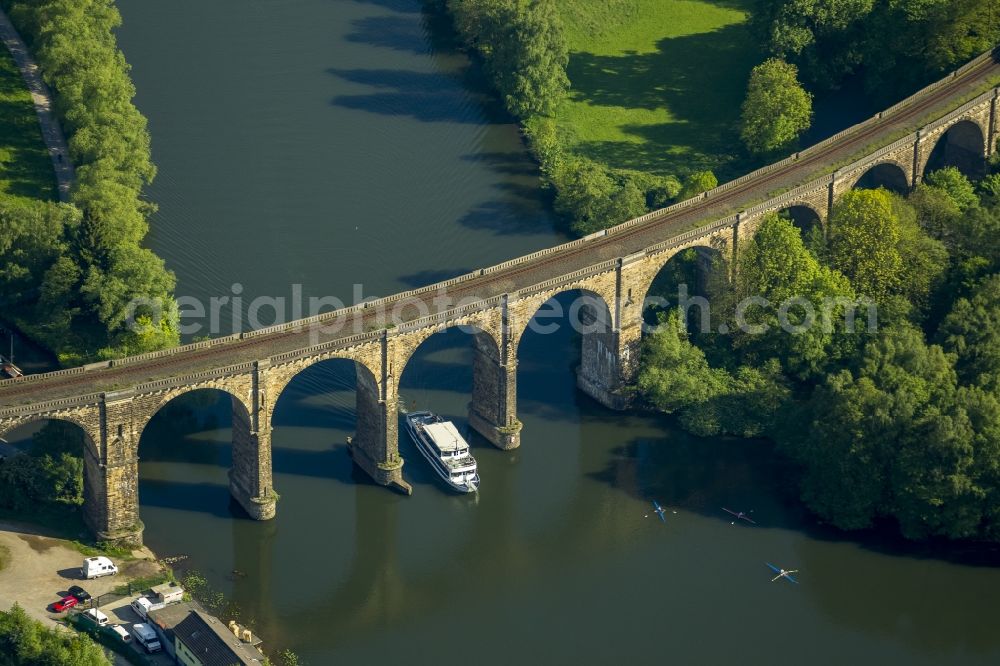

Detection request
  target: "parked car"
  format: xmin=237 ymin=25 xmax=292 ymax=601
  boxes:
xmin=130 ymin=596 xmax=166 ymax=620
xmin=52 ymin=595 xmax=78 ymax=612
xmin=130 ymin=623 xmax=162 ymax=653
xmin=110 ymin=625 xmax=132 ymax=643
xmin=67 ymin=585 xmax=91 ymax=602
xmin=81 ymin=608 xmax=109 ymax=627
xmin=80 ymin=556 xmax=118 ymax=579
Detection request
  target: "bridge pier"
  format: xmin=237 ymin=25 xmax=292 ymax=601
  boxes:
xmin=575 ymin=296 xmax=640 ymax=411
xmin=83 ymin=447 xmax=144 ymax=547
xmin=87 ymin=397 xmax=143 ymax=546
xmin=348 ymin=363 xmax=410 ymax=494
xmin=230 ymin=395 xmax=277 ymax=520
xmin=469 ymin=331 xmax=520 ymax=450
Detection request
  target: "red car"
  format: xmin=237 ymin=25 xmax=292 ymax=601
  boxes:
xmin=52 ymin=595 xmax=78 ymax=612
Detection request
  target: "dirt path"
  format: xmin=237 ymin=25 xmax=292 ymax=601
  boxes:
xmin=0 ymin=521 xmax=160 ymax=626
xmin=0 ymin=6 xmax=75 ymax=202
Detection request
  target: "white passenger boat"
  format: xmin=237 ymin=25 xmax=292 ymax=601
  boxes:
xmin=404 ymin=411 xmax=479 ymax=493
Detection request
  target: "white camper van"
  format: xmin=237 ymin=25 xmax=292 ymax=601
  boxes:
xmin=80 ymin=556 xmax=118 ymax=579
xmin=131 ymin=623 xmax=162 ymax=653
xmin=130 ymin=596 xmax=164 ymax=620
xmin=81 ymin=608 xmax=109 ymax=627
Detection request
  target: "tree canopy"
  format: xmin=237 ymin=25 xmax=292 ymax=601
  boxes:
xmin=447 ymin=0 xmax=569 ymax=117
xmin=3 ymin=0 xmax=179 ymax=363
xmin=740 ymin=58 xmax=813 ymax=155
xmin=0 ymin=603 xmax=110 ymax=665
xmin=726 ymin=213 xmax=856 ymax=379
xmin=753 ymin=0 xmax=1000 ymax=100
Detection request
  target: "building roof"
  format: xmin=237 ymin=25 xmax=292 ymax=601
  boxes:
xmin=168 ymin=609 xmax=266 ymax=665
xmin=148 ymin=601 xmax=198 ymax=631
xmin=151 ymin=581 xmax=183 ymax=597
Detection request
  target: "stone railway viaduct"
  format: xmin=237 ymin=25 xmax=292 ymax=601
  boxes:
xmin=2 ymin=49 xmax=999 ymax=545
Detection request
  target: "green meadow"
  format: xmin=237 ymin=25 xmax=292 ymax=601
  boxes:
xmin=0 ymin=43 xmax=56 ymax=203
xmin=555 ymin=0 xmax=762 ymax=181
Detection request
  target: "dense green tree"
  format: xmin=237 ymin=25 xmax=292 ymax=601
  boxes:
xmin=891 ymin=194 xmax=949 ymax=317
xmin=448 ymin=0 xmax=569 ymax=117
xmin=0 ymin=603 xmax=109 ymax=665
xmin=679 ymin=360 xmax=790 ymax=438
xmin=781 ymin=322 xmax=993 ymax=538
xmin=924 ymin=167 xmax=979 ymax=212
xmin=0 ymin=421 xmax=85 ymax=511
xmin=0 ymin=199 xmax=78 ymax=305
xmin=678 ymin=170 xmax=718 ymax=201
xmin=725 ymin=213 xmax=858 ymax=379
xmin=754 ymin=0 xmax=1000 ymax=100
xmin=740 ymin=58 xmax=813 ymax=155
xmin=978 ymin=173 xmax=1000 ymax=207
xmin=3 ymin=0 xmax=179 ymax=362
xmin=638 ymin=311 xmax=730 ymax=414
xmin=938 ymin=274 xmax=1000 ymax=390
xmin=827 ymin=189 xmax=902 ymax=300
xmin=494 ymin=0 xmax=569 ymax=117
xmin=909 ymin=182 xmax=963 ymax=241
xmin=639 ymin=312 xmax=789 ymax=437
xmin=952 ymin=204 xmax=1000 ymax=264
xmin=552 ymin=157 xmax=646 ymax=235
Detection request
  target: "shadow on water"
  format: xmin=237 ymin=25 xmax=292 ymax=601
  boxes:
xmin=454 ymin=189 xmax=555 ymax=236
xmin=272 ymin=442 xmax=376 ymax=487
xmin=139 ymin=478 xmax=240 ymax=520
xmin=329 ymin=68 xmax=491 ymax=124
xmin=345 ymin=15 xmax=428 ymax=54
xmin=348 ymin=0 xmax=421 ymax=14
xmin=396 ymin=267 xmax=475 ymax=288
xmin=346 ymin=0 xmax=458 ymax=55
xmin=461 ymin=151 xmax=544 ymax=178
xmin=329 ymin=3 xmax=508 ymax=125
xmin=587 ymin=411 xmax=1000 ymax=569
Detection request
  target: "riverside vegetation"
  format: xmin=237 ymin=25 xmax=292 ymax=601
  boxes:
xmin=638 ymin=163 xmax=1000 ymax=542
xmin=0 ymin=604 xmax=110 ymax=665
xmin=0 ymin=0 xmax=179 ymax=547
xmin=0 ymin=0 xmax=178 ymax=366
xmin=437 ymin=0 xmax=1000 ymax=235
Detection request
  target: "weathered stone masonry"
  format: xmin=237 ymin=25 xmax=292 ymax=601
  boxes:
xmin=1 ymin=65 xmax=997 ymax=546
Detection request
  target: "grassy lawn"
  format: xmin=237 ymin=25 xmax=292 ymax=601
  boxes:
xmin=555 ymin=0 xmax=762 ymax=181
xmin=0 ymin=41 xmax=55 ymax=202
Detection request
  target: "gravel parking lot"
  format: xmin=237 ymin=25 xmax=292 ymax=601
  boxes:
xmin=0 ymin=521 xmax=160 ymax=626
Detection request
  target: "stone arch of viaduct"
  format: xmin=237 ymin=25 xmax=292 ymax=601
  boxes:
xmin=1 ymin=53 xmax=998 ymax=545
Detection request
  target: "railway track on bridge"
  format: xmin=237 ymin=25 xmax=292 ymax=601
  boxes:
xmin=2 ymin=50 xmax=999 ymax=408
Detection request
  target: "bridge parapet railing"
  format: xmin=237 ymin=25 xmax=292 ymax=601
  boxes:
xmin=2 ymin=49 xmax=998 ymax=395
xmin=0 ymin=392 xmax=105 ymax=418
xmin=0 ymin=365 xmax=86 ymax=387
xmin=920 ymin=88 xmax=999 ymax=136
xmin=881 ymin=49 xmax=998 ymax=119
xmin=837 ymin=132 xmax=919 ymax=177
xmin=266 ymin=329 xmax=386 ymax=366
xmin=132 ymin=361 xmax=259 ymax=395
xmin=742 ymin=177 xmax=833 ymax=219
xmin=642 ymin=215 xmax=740 ymax=258
xmin=111 ymin=333 xmax=244 ymax=368
xmin=513 ymin=259 xmax=620 ymax=300
xmin=394 ymin=293 xmax=507 ymax=334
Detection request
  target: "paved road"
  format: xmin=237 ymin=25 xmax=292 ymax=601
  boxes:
xmin=0 ymin=7 xmax=75 ymax=201
xmin=1 ymin=49 xmax=998 ymax=409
